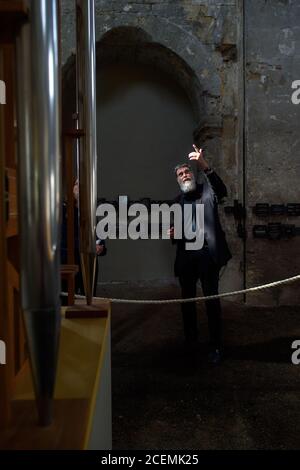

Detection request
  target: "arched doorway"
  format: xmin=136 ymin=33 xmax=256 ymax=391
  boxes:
xmin=62 ymin=25 xmax=243 ymax=293
xmin=97 ymin=61 xmax=195 ymax=281
xmin=96 ymin=27 xmax=200 ymax=283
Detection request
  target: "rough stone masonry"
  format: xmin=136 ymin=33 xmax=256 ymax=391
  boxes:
xmin=60 ymin=0 xmax=300 ymax=306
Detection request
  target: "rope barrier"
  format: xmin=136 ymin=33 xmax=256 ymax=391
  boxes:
xmin=64 ymin=273 xmax=300 ymax=305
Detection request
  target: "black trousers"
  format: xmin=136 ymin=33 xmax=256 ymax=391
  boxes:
xmin=178 ymin=247 xmax=222 ymax=349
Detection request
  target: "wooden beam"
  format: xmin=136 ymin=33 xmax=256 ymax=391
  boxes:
xmin=0 ymin=46 xmax=11 ymax=426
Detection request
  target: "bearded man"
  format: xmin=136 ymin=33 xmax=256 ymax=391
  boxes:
xmin=168 ymin=145 xmax=231 ymax=364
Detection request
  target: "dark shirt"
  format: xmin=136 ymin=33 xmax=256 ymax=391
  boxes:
xmin=61 ymin=204 xmax=106 ymax=264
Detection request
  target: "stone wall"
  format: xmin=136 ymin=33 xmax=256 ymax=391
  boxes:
xmin=245 ymin=0 xmax=300 ymax=305
xmin=60 ymin=0 xmax=300 ymax=304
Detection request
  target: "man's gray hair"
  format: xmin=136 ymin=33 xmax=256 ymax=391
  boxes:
xmin=174 ymin=163 xmax=193 ymax=176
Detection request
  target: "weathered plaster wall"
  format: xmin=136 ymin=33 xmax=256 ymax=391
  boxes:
xmin=245 ymin=0 xmax=300 ymax=305
xmin=60 ymin=0 xmax=300 ymax=304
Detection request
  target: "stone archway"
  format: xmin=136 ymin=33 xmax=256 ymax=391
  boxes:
xmin=62 ymin=25 xmax=205 ymax=138
xmin=94 ymin=26 xmax=199 ymax=282
xmin=61 ymin=20 xmax=243 ymax=291
xmin=62 ymin=12 xmax=227 ymax=149
xmin=96 ymin=26 xmax=203 ymax=127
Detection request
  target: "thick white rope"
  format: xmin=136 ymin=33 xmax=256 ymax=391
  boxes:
xmin=65 ymin=274 xmax=300 ymax=305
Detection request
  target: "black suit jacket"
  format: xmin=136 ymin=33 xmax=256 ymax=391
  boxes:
xmin=173 ymin=171 xmax=232 ymax=276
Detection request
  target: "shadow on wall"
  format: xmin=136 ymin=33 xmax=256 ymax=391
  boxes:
xmin=96 ymin=62 xmax=196 ymax=282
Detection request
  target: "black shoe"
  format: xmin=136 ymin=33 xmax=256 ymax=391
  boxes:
xmin=208 ymin=348 xmax=222 ymax=365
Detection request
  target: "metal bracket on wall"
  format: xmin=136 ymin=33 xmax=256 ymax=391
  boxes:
xmin=224 ymin=199 xmax=246 ymax=239
xmin=253 ymin=203 xmax=300 ymax=217
xmin=253 ymin=223 xmax=300 ymax=240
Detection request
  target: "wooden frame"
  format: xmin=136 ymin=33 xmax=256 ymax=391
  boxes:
xmin=0 ymin=0 xmax=28 ymax=428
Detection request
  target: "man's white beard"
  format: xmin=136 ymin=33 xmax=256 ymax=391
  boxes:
xmin=179 ymin=176 xmax=196 ymax=193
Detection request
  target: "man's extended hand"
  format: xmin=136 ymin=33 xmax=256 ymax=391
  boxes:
xmin=188 ymin=144 xmax=210 ymax=171
xmin=167 ymin=226 xmax=175 ymax=239
xmin=96 ymin=244 xmax=104 ymax=255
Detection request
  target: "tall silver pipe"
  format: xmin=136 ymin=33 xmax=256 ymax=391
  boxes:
xmin=16 ymin=0 xmax=61 ymax=426
xmin=76 ymin=0 xmax=97 ymax=305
